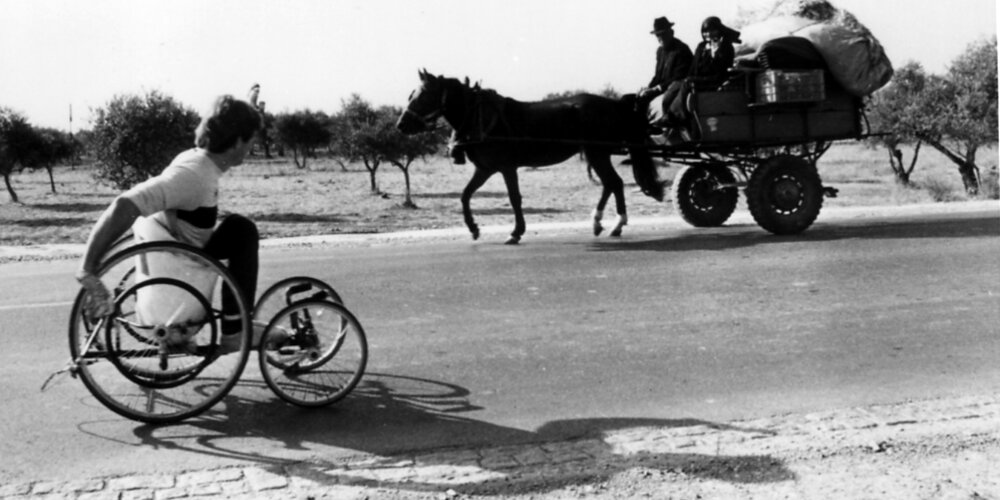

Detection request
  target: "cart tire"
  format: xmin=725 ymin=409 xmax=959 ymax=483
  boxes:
xmin=672 ymin=165 xmax=739 ymax=227
xmin=746 ymin=155 xmax=823 ymax=235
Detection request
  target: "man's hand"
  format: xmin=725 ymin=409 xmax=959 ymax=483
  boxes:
xmin=76 ymin=271 xmax=113 ymax=318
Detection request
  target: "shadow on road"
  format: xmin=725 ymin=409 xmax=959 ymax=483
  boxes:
xmin=588 ymin=213 xmax=999 ymax=253
xmin=120 ymin=372 xmax=793 ymax=495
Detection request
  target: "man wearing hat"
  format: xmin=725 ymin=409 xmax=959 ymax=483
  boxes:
xmin=639 ymin=16 xmax=693 ymax=126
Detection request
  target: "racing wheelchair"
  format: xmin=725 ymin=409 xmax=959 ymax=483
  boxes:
xmin=59 ymin=235 xmax=368 ymax=424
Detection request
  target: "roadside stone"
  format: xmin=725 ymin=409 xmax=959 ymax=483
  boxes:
xmin=541 ymin=442 xmax=597 ymax=464
xmin=511 ymin=446 xmax=550 ymax=466
xmin=61 ymin=479 xmax=104 ymax=494
xmin=478 ymin=448 xmax=520 ymax=470
xmin=0 ymin=482 xmax=32 ymax=498
xmin=154 ymin=487 xmax=188 ymax=500
xmin=176 ymin=468 xmax=243 ymax=487
xmin=187 ymin=482 xmax=224 ymax=497
xmin=243 ymin=467 xmax=288 ymax=491
xmin=121 ymin=490 xmax=155 ymax=500
xmin=77 ymin=491 xmax=120 ymax=500
xmin=29 ymin=482 xmax=58 ymax=495
xmin=107 ymin=475 xmax=174 ymax=491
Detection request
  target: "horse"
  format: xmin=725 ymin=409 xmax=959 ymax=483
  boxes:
xmin=396 ymin=69 xmax=664 ymax=245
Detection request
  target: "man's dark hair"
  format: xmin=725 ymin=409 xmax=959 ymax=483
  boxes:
xmin=194 ymin=95 xmax=262 ymax=153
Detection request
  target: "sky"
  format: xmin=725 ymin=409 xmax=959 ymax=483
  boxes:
xmin=1 ymin=0 xmax=996 ymax=130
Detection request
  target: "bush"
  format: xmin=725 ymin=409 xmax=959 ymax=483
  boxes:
xmin=91 ymin=91 xmax=200 ymax=190
xmin=978 ymin=166 xmax=999 ymax=199
xmin=918 ymin=176 xmax=964 ymax=202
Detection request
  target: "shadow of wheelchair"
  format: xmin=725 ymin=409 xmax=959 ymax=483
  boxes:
xmin=121 ymin=372 xmax=794 ymax=495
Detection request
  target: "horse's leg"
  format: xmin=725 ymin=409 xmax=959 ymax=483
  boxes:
xmin=500 ymin=168 xmax=524 ymax=245
xmin=462 ymin=167 xmax=494 ymax=240
xmin=587 ymin=149 xmax=628 ymax=237
xmin=592 ymin=187 xmax=612 ymax=236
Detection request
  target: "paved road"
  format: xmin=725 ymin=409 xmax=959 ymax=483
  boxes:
xmin=1 ymin=203 xmax=997 ymax=486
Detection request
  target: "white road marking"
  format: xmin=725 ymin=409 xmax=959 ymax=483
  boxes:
xmin=0 ymin=301 xmax=73 ymax=311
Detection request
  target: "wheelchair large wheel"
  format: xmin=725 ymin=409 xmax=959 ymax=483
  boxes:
xmin=68 ymin=241 xmax=252 ymax=424
xmin=259 ymin=299 xmax=367 ymax=407
xmin=253 ymin=276 xmax=342 ymax=322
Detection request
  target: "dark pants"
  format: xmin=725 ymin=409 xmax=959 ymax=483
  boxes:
xmin=203 ymin=214 xmax=259 ymax=334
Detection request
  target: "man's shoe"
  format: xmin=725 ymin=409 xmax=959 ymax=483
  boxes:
xmin=216 ymin=321 xmax=269 ymax=354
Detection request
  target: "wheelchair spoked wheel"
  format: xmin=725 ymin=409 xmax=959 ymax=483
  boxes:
xmin=258 ymin=299 xmax=367 ymax=407
xmin=253 ymin=276 xmax=343 ymax=322
xmin=68 ymin=242 xmax=253 ymax=424
xmin=103 ymin=277 xmax=220 ymax=389
xmin=253 ymin=276 xmax=343 ymax=373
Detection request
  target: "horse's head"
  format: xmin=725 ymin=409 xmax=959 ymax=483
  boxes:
xmin=397 ymin=68 xmax=454 ymax=134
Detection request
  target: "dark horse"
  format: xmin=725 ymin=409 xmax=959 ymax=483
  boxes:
xmin=396 ymin=70 xmax=663 ymax=244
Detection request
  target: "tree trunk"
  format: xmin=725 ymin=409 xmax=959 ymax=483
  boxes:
xmin=888 ymin=147 xmax=909 ymax=185
xmin=292 ymin=147 xmax=307 ymax=169
xmin=46 ymin=166 xmax=57 ymax=194
xmin=923 ymin=139 xmax=981 ymax=196
xmin=958 ymin=161 xmax=980 ymax=196
xmin=4 ymin=173 xmax=18 ymax=203
xmin=365 ymin=160 xmax=380 ymax=193
xmin=403 ymin=166 xmax=415 ymax=208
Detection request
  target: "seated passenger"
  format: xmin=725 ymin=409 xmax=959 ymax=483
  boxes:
xmin=660 ymin=17 xmax=742 ymax=131
xmin=638 ymin=16 xmax=693 ymax=128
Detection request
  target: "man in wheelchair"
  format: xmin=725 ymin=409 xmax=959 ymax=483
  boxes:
xmin=76 ymin=94 xmax=263 ymax=353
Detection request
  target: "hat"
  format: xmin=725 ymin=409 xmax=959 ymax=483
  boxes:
xmin=701 ymin=16 xmax=742 ymax=44
xmin=651 ymin=17 xmax=674 ymax=34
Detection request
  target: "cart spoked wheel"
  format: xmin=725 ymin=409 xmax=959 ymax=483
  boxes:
xmin=68 ymin=242 xmax=252 ymax=424
xmin=746 ymin=155 xmax=824 ymax=235
xmin=672 ymin=165 xmax=739 ymax=227
xmin=259 ymin=299 xmax=368 ymax=407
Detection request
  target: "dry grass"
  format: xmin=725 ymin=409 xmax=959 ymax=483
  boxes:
xmin=1 ymin=143 xmax=996 ymax=246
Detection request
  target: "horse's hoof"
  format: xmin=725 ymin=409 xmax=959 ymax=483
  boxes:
xmin=593 ymin=224 xmax=604 ymax=236
xmin=470 ymin=226 xmax=480 ymax=240
xmin=610 ymin=229 xmax=623 ymax=238
xmin=505 ymin=236 xmax=521 ymax=245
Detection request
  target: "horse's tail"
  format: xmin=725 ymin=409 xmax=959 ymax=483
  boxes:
xmin=617 ymin=93 xmax=664 ymax=202
xmin=628 ymin=146 xmax=664 ymax=202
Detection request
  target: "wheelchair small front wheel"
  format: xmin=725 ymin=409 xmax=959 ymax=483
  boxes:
xmin=258 ymin=299 xmax=367 ymax=407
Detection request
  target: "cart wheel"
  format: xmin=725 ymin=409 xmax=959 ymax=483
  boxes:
xmin=672 ymin=165 xmax=739 ymax=227
xmin=253 ymin=276 xmax=342 ymax=323
xmin=746 ymin=155 xmax=823 ymax=235
xmin=259 ymin=299 xmax=367 ymax=407
xmin=68 ymin=241 xmax=252 ymax=424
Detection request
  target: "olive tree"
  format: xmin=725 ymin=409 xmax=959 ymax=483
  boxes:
xmin=924 ymin=37 xmax=998 ymax=194
xmin=866 ymin=62 xmax=929 ymax=185
xmin=0 ymin=108 xmax=33 ymax=202
xmin=330 ymin=95 xmax=392 ymax=194
xmin=871 ymin=39 xmax=997 ymax=195
xmin=90 ymin=91 xmax=200 ymax=190
xmin=273 ymin=109 xmax=332 ymax=169
xmin=28 ymin=128 xmax=77 ymax=194
xmin=378 ymin=105 xmax=447 ymax=207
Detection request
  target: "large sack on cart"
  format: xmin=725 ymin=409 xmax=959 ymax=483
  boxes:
xmin=131 ymin=216 xmax=218 ymax=327
xmin=736 ymin=0 xmax=893 ymax=97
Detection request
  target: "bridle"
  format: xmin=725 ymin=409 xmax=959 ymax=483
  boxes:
xmin=402 ymin=85 xmax=449 ymax=130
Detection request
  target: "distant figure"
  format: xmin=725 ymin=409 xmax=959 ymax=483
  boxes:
xmin=248 ymin=83 xmax=261 ymax=107
xmin=246 ymin=84 xmax=271 ymax=158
